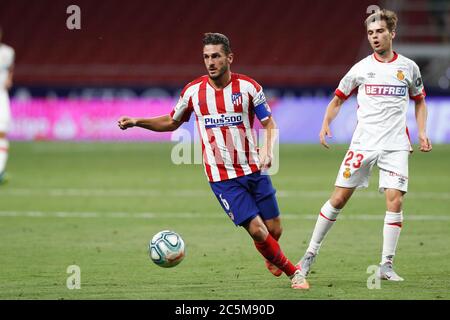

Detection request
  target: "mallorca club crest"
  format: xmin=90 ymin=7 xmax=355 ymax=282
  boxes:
xmin=397 ymin=70 xmax=405 ymax=81
xmin=232 ymin=92 xmax=242 ymax=107
xmin=343 ymin=168 xmax=351 ymax=179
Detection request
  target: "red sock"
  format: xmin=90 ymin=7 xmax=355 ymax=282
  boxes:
xmin=254 ymin=234 xmax=297 ymax=276
xmin=266 ymin=232 xmax=280 ymax=265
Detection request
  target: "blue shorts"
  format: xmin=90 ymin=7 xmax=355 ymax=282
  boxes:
xmin=209 ymin=171 xmax=280 ymax=226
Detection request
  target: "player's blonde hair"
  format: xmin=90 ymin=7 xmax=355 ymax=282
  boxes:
xmin=365 ymin=9 xmax=398 ymax=32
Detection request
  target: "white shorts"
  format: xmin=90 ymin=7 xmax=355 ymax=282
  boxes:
xmin=0 ymin=90 xmax=11 ymax=133
xmin=335 ymin=149 xmax=409 ymax=193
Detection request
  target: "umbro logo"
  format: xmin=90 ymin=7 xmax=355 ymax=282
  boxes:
xmin=367 ymin=72 xmax=376 ymax=78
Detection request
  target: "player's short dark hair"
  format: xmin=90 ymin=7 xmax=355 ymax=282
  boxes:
xmin=365 ymin=9 xmax=398 ymax=32
xmin=202 ymin=33 xmax=231 ymax=55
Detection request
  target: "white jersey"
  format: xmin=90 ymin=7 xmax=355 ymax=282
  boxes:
xmin=335 ymin=52 xmax=425 ymax=151
xmin=0 ymin=43 xmax=15 ymax=90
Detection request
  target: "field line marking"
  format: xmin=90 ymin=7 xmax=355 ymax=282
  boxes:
xmin=1 ymin=188 xmax=450 ymax=200
xmin=0 ymin=211 xmax=449 ymax=221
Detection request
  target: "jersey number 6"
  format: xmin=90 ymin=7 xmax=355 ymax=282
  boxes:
xmin=219 ymin=194 xmax=230 ymax=211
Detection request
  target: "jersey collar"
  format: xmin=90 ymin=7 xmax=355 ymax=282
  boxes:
xmin=206 ymin=72 xmax=234 ymax=91
xmin=373 ymin=51 xmax=398 ymax=63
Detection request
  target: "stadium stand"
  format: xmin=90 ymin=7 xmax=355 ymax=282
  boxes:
xmin=0 ymin=0 xmax=382 ymax=86
xmin=389 ymin=0 xmax=450 ymax=89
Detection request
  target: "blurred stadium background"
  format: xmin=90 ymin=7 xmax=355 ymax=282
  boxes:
xmin=1 ymin=0 xmax=449 ymax=143
xmin=1 ymin=0 xmax=449 ymax=300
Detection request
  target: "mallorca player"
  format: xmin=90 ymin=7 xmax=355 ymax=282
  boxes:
xmin=118 ymin=33 xmax=308 ymax=289
xmin=0 ymin=27 xmax=15 ymax=184
xmin=296 ymin=9 xmax=432 ymax=284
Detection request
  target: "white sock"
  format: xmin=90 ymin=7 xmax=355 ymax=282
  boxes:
xmin=0 ymin=139 xmax=9 ymax=175
xmin=381 ymin=211 xmax=403 ymax=264
xmin=306 ymin=200 xmax=341 ymax=255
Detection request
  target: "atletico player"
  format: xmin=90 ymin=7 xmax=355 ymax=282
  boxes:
xmin=296 ymin=9 xmax=432 ymax=285
xmin=118 ymin=33 xmax=308 ymax=289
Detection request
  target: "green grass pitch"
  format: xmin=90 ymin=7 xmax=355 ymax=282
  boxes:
xmin=0 ymin=142 xmax=449 ymax=299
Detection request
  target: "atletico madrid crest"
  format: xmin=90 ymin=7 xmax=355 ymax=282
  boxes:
xmin=232 ymin=92 xmax=242 ymax=107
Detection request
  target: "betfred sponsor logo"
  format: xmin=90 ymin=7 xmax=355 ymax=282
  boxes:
xmin=204 ymin=113 xmax=243 ymax=129
xmin=365 ymin=85 xmax=407 ymax=96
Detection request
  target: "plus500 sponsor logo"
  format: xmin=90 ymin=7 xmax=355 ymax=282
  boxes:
xmin=365 ymin=85 xmax=407 ymax=96
xmin=204 ymin=113 xmax=243 ymax=128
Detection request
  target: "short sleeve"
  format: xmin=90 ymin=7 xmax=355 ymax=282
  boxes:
xmin=335 ymin=64 xmax=359 ymax=100
xmin=409 ymin=62 xmax=426 ymax=101
xmin=170 ymin=87 xmax=193 ymax=123
xmin=248 ymin=82 xmax=272 ymax=121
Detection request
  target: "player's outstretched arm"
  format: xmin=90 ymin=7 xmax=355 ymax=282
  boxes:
xmin=118 ymin=115 xmax=183 ymax=132
xmin=414 ymin=97 xmax=432 ymax=152
xmin=319 ymin=95 xmax=345 ymax=149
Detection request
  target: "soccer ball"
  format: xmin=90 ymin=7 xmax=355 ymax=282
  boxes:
xmin=149 ymin=230 xmax=185 ymax=268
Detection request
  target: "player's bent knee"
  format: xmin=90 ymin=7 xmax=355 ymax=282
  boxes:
xmin=250 ymin=227 xmax=269 ymax=242
xmin=245 ymin=217 xmax=269 ymax=242
xmin=330 ymin=195 xmax=348 ymax=209
xmin=330 ymin=188 xmax=354 ymax=209
xmin=264 ymin=217 xmax=282 ymax=239
xmin=270 ymin=226 xmax=282 ymax=240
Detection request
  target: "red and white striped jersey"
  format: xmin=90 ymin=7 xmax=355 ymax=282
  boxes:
xmin=170 ymin=73 xmax=271 ymax=182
